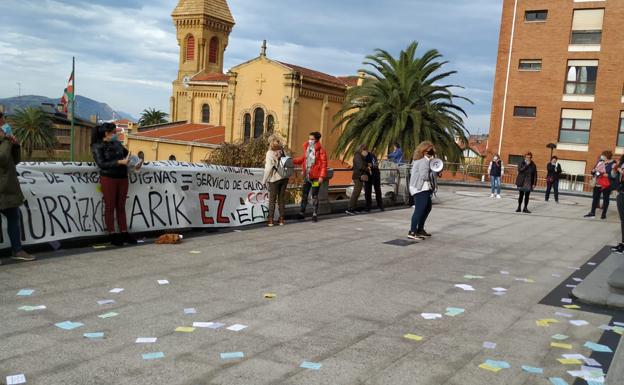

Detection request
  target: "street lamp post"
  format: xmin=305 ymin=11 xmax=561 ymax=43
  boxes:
xmin=546 ymin=143 xmax=557 ymax=159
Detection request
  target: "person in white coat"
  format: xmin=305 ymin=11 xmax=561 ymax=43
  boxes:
xmin=263 ymin=135 xmax=289 ymax=226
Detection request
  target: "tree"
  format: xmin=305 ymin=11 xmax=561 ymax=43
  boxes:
xmin=138 ymin=108 xmax=168 ymax=127
xmin=207 ymin=133 xmax=289 ymax=168
xmin=9 ymin=107 xmax=57 ymax=159
xmin=333 ymin=41 xmax=472 ymax=163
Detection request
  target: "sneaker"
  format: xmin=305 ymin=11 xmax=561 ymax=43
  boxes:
xmin=417 ymin=229 xmax=432 ymax=237
xmin=345 ymin=210 xmax=357 ymax=215
xmin=312 ymin=214 xmax=318 ymax=222
xmin=12 ymin=250 xmax=36 ymax=261
xmin=523 ymin=208 xmax=531 ymax=214
xmin=110 ymin=233 xmax=124 ymax=247
xmin=611 ymin=244 xmax=624 ymax=254
xmin=601 ymin=214 xmax=607 ymax=220
xmin=515 ymin=207 xmax=521 ymax=213
xmin=122 ymin=232 xmax=138 ymax=245
xmin=584 ymin=213 xmax=595 ymax=218
xmin=490 ymin=194 xmax=495 ymax=198
xmin=407 ymin=232 xmax=421 ymax=240
xmin=267 ymin=221 xmax=274 ymax=227
xmin=278 ymin=219 xmax=285 ymax=226
xmin=496 ymin=194 xmax=501 ymax=199
xmin=297 ymin=212 xmax=305 ymax=220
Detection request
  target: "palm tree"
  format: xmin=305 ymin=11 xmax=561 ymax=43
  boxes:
xmin=333 ymin=41 xmax=472 ymax=163
xmin=139 ymin=108 xmax=169 ymax=127
xmin=9 ymin=107 xmax=56 ymax=159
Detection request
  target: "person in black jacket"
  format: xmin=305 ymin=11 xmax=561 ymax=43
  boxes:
xmin=364 ymin=149 xmax=384 ymax=211
xmin=515 ymin=152 xmax=537 ymax=213
xmin=545 ymin=156 xmax=563 ymax=203
xmin=92 ymin=123 xmax=138 ymax=246
xmin=346 ymin=145 xmax=370 ymax=215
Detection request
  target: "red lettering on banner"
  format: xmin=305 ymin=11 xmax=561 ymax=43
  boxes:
xmin=213 ymin=194 xmax=231 ymax=224
xmin=198 ymin=193 xmax=214 ymax=224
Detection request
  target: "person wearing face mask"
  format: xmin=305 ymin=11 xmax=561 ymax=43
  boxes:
xmin=585 ymin=151 xmax=616 ymax=219
xmin=92 ymin=122 xmax=138 ymax=246
xmin=293 ymin=131 xmax=328 ymax=222
xmin=0 ymin=112 xmax=36 ymax=263
xmin=545 ymin=156 xmax=562 ymax=203
xmin=487 ymin=154 xmax=504 ymax=199
xmin=364 ymin=148 xmax=384 ymax=212
xmin=263 ymin=134 xmax=288 ymax=227
xmin=515 ymin=152 xmax=537 ymax=213
xmin=407 ymin=141 xmax=436 ymax=240
xmin=346 ymin=144 xmax=371 ymax=215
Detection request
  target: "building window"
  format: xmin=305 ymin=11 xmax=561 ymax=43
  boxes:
xmin=618 ymin=112 xmax=624 ymax=147
xmin=525 ymin=10 xmax=548 ymax=22
xmin=185 ymin=35 xmax=195 ymax=61
xmin=519 ymin=59 xmax=542 ymax=71
xmin=243 ymin=113 xmax=251 ymax=141
xmin=565 ymin=60 xmax=598 ymax=95
xmin=267 ymin=115 xmax=275 ymax=133
xmin=253 ymin=108 xmax=265 ymax=139
xmin=559 ymin=109 xmax=591 ymax=145
xmin=513 ymin=106 xmax=537 ymax=118
xmin=508 ymin=155 xmax=524 ymax=165
xmin=201 ymin=104 xmax=210 ymax=123
xmin=209 ymin=37 xmax=219 ymax=64
xmin=571 ymin=9 xmax=604 ymax=45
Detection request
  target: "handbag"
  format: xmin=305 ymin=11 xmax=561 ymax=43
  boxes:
xmin=360 ymin=174 xmax=369 ymax=182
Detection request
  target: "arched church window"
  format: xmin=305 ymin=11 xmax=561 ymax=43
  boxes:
xmin=185 ymin=35 xmax=195 ymax=61
xmin=253 ymin=108 xmax=265 ymax=139
xmin=267 ymin=115 xmax=275 ymax=133
xmin=209 ymin=37 xmax=219 ymax=64
xmin=201 ymin=104 xmax=210 ymax=123
xmin=244 ymin=113 xmax=251 ymax=142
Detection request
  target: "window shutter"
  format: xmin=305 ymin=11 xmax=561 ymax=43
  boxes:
xmin=572 ymin=9 xmax=604 ymax=31
xmin=561 ymin=109 xmax=592 ymax=120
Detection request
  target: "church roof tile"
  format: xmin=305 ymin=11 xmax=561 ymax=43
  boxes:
xmin=278 ymin=61 xmax=346 ymax=87
xmin=172 ymin=0 xmax=234 ymax=24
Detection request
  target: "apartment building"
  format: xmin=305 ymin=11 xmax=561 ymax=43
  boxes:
xmin=488 ymin=0 xmax=624 ymax=176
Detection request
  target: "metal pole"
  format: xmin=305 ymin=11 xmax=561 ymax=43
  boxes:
xmin=70 ymin=57 xmax=75 ymax=162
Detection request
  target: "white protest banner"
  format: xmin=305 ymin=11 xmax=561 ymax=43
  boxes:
xmin=0 ymin=162 xmax=269 ymax=249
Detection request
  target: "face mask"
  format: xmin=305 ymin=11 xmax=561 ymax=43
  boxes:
xmin=600 ymin=155 xmax=606 ymax=161
xmin=308 ymin=140 xmax=315 ymax=146
xmin=111 ymin=134 xmax=118 ymax=142
xmin=493 ymin=157 xmax=499 ymax=161
xmin=362 ymin=151 xmax=369 ymax=157
xmin=2 ymin=123 xmax=13 ymax=136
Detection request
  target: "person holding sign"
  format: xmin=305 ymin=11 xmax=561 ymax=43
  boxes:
xmin=92 ymin=122 xmax=138 ymax=246
xmin=263 ymin=134 xmax=290 ymax=227
xmin=0 ymin=112 xmax=36 ymax=263
xmin=293 ymin=131 xmax=328 ymax=222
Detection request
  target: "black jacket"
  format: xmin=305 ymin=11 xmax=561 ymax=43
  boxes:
xmin=352 ymin=152 xmax=370 ymax=180
xmin=546 ymin=163 xmax=562 ymax=180
xmin=516 ymin=160 xmax=537 ymax=191
xmin=364 ymin=152 xmax=381 ymax=176
xmin=92 ymin=140 xmax=129 ymax=179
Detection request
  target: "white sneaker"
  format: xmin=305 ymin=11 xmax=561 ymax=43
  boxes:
xmin=496 ymin=194 xmax=501 ymax=199
xmin=490 ymin=194 xmax=495 ymax=198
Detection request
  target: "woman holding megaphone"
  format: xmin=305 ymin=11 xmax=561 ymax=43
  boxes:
xmin=407 ymin=141 xmax=436 ymax=240
xmin=92 ymin=122 xmax=141 ymax=246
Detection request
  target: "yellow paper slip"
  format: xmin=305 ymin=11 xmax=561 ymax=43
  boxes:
xmin=264 ymin=293 xmax=276 ymax=299
xmin=551 ymin=342 xmax=573 ymax=349
xmin=536 ymin=319 xmax=560 ymax=327
xmin=403 ymin=334 xmax=423 ymax=341
xmin=175 ymin=327 xmax=196 ymax=333
xmin=563 ymin=305 xmax=581 ymax=309
xmin=558 ymin=358 xmax=582 ymax=365
xmin=479 ymin=363 xmax=502 ymax=372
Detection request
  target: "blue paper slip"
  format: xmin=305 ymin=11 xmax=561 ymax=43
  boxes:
xmin=521 ymin=366 xmax=544 ymax=374
xmin=584 ymin=341 xmax=613 ymax=353
xmin=549 ymin=378 xmax=569 ymax=385
xmin=55 ymin=321 xmax=84 ymax=330
xmin=444 ymin=307 xmax=465 ymax=317
xmin=17 ymin=289 xmax=34 ymax=296
xmin=84 ymin=332 xmax=104 ymax=339
xmin=220 ymin=352 xmax=244 ymax=359
xmin=300 ymin=361 xmax=322 ymax=370
xmin=485 ymin=359 xmax=511 ymax=369
xmin=551 ymin=334 xmax=569 ymax=340
xmin=142 ymin=352 xmax=165 ymax=360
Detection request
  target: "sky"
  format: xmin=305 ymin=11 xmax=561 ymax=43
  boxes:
xmin=0 ymin=0 xmax=502 ymax=134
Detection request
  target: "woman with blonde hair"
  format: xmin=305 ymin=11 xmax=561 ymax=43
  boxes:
xmin=408 ymin=141 xmax=436 ymax=240
xmin=263 ymin=134 xmax=289 ymax=226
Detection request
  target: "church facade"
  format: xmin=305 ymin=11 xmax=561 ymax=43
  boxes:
xmin=168 ymin=0 xmax=360 ymax=157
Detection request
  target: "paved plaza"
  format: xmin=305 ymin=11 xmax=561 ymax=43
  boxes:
xmin=1 ymin=187 xmax=623 ymax=385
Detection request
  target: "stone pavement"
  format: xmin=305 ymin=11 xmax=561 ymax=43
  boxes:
xmin=1 ymin=187 xmax=622 ymax=385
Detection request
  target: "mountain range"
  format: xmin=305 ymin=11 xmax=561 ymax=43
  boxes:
xmin=0 ymin=95 xmax=137 ymax=122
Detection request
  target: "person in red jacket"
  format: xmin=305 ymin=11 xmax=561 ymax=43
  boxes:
xmin=293 ymin=131 xmax=328 ymax=222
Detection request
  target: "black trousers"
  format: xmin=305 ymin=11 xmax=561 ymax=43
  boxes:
xmin=617 ymin=193 xmax=624 ymax=243
xmin=518 ymin=190 xmax=531 ymax=208
xmin=545 ymin=179 xmax=559 ymax=202
xmin=300 ymin=180 xmax=320 ymax=215
xmin=590 ymin=186 xmax=611 ymax=216
xmin=365 ymin=171 xmax=383 ymax=210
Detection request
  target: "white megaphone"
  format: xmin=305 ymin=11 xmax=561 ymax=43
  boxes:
xmin=430 ymin=158 xmax=444 ymax=173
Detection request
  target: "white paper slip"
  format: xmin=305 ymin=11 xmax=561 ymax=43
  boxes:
xmin=184 ymin=308 xmax=197 ymax=314
xmin=562 ymin=354 xmax=586 ymax=360
xmin=226 ymin=324 xmax=248 ymax=331
xmin=598 ymin=325 xmax=613 ymax=331
xmin=587 ymin=262 xmax=597 ymax=266
xmin=555 ymin=312 xmax=573 ymax=318
xmin=493 ymin=292 xmax=506 ymax=296
xmin=613 ymin=322 xmax=624 ymax=327
xmin=157 ymin=280 xmax=169 ymax=285
xmin=566 ymin=266 xmax=580 ymax=270
xmin=572 ymin=278 xmax=583 ymax=282
xmin=136 ymin=337 xmax=157 ymax=344
xmin=483 ymin=341 xmax=496 ymax=349
xmin=109 ymin=288 xmax=124 ymax=293
xmin=97 ymin=299 xmax=115 ymax=305
xmin=454 ymin=284 xmax=475 ymax=291
xmin=561 ymin=298 xmax=573 ymax=304
xmin=492 ymin=287 xmax=507 ymax=292
xmin=552 ymin=273 xmax=561 ymax=278
xmin=193 ymin=322 xmax=213 ymax=328
xmin=421 ymin=313 xmax=442 ymax=320
xmin=584 ymin=358 xmax=602 ymax=367
xmin=500 ymin=271 xmax=510 ymax=275
xmin=207 ymin=322 xmax=225 ymax=329
xmin=6 ymin=374 xmax=26 ymax=385
xmin=570 ymin=320 xmax=589 ymax=326
xmin=566 ymin=285 xmax=577 ymax=288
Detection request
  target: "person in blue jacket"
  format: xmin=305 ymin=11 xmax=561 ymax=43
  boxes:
xmin=387 ymin=143 xmax=403 ymax=164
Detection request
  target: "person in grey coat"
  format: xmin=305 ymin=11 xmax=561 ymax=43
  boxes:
xmin=515 ymin=152 xmax=537 ymax=213
xmin=408 ymin=141 xmax=436 ymax=240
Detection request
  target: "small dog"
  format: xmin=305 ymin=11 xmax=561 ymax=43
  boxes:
xmin=155 ymin=234 xmax=183 ymax=245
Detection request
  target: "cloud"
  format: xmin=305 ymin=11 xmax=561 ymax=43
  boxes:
xmin=0 ymin=0 xmax=501 ymax=132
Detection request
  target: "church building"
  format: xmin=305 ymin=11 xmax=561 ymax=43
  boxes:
xmin=127 ymin=0 xmax=362 ymax=163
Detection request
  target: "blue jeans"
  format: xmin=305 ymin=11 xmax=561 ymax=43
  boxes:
xmin=490 ymin=176 xmax=501 ymax=194
xmin=1 ymin=207 xmax=23 ymax=253
xmin=410 ymin=191 xmax=432 ymax=233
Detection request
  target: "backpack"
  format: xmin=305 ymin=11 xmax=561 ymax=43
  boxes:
xmin=275 ymin=154 xmax=295 ymax=179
